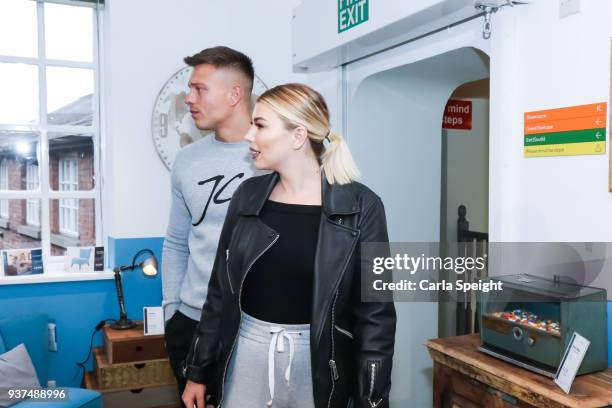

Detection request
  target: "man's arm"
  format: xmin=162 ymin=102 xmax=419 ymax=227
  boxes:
xmin=162 ymin=163 xmax=192 ymax=322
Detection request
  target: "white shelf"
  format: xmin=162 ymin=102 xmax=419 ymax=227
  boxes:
xmin=0 ymin=269 xmax=115 ymax=285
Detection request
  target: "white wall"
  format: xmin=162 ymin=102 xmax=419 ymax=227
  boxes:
xmin=500 ymin=0 xmax=612 ymax=243
xmin=102 ymin=0 xmax=305 ymax=238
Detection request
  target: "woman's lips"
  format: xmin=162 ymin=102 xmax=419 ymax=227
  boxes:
xmin=250 ymin=147 xmax=260 ymax=159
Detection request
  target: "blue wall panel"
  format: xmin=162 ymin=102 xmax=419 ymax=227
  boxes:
xmin=0 ymin=236 xmax=164 ymax=387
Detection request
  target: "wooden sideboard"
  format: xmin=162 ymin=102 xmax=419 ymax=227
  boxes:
xmin=426 ymin=334 xmax=612 ymax=408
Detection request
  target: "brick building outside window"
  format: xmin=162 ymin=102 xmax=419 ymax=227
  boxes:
xmin=0 ymin=95 xmax=95 ymax=255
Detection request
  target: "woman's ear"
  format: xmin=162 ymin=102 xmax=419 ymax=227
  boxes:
xmin=292 ymin=126 xmax=309 ymax=150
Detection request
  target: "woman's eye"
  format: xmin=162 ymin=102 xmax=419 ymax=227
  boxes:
xmin=255 ymin=123 xmax=263 ymax=129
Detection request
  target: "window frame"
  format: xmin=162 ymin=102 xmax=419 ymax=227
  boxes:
xmin=58 ymin=157 xmax=79 ymax=237
xmin=0 ymin=0 xmax=104 ymax=280
xmin=25 ymin=163 xmax=41 ymax=227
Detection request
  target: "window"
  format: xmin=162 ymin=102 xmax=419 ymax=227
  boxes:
xmin=59 ymin=158 xmax=78 ymax=236
xmin=0 ymin=0 xmax=102 ymax=279
xmin=0 ymin=160 xmax=8 ymax=218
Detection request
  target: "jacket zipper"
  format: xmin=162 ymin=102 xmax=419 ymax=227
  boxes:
xmin=183 ymin=337 xmax=200 ymax=377
xmin=334 ymin=325 xmax=354 ymax=340
xmin=327 ymin=288 xmax=340 ymax=408
xmin=226 ymin=249 xmax=234 ymax=294
xmin=368 ymin=361 xmax=383 ymax=408
xmin=218 ymin=232 xmax=279 ymax=408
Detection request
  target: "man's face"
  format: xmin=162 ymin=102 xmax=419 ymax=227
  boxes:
xmin=184 ymin=64 xmax=234 ymax=131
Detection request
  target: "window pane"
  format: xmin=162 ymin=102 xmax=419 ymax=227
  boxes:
xmin=0 ymin=131 xmax=40 ymax=191
xmin=44 ymin=3 xmax=93 ymax=62
xmin=50 ymin=198 xmax=95 ymax=256
xmin=49 ymin=133 xmax=94 ymax=190
xmin=0 ymin=62 xmax=39 ymax=124
xmin=0 ymin=0 xmax=38 ymax=58
xmin=0 ymin=199 xmax=42 ymax=251
xmin=46 ymin=67 xmax=93 ymax=125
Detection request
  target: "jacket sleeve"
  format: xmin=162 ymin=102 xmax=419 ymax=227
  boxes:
xmin=182 ymin=183 xmax=243 ymax=385
xmin=351 ymin=196 xmax=396 ymax=408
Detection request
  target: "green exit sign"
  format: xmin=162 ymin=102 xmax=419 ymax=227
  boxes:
xmin=338 ymin=0 xmax=369 ymax=33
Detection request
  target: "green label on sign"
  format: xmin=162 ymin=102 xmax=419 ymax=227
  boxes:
xmin=338 ymin=0 xmax=369 ymax=33
xmin=524 ymin=128 xmax=606 ymax=146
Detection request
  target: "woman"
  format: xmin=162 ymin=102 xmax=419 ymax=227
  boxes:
xmin=182 ymin=83 xmax=396 ymax=408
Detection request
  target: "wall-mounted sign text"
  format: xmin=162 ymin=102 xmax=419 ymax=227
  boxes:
xmin=338 ymin=0 xmax=368 ymax=33
xmin=443 ymin=99 xmax=472 ymax=130
xmin=524 ymin=102 xmax=607 ymax=157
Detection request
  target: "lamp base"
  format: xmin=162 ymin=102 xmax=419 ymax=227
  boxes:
xmin=110 ymin=317 xmax=136 ymax=330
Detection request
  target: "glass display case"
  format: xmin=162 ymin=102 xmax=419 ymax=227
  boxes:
xmin=478 ymin=274 xmax=608 ymax=377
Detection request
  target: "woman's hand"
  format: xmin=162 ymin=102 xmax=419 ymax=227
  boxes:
xmin=182 ymin=380 xmax=214 ymax=408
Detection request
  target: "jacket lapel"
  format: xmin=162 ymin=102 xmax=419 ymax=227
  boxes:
xmin=310 ymin=175 xmax=360 ymax=351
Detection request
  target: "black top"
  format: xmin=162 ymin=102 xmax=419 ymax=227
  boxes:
xmin=241 ymin=199 xmax=321 ymax=324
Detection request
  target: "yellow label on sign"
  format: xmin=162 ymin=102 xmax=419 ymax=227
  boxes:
xmin=524 ymin=141 xmax=605 ymax=157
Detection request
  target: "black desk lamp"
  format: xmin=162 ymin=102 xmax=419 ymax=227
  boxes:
xmin=111 ymin=248 xmax=158 ymax=330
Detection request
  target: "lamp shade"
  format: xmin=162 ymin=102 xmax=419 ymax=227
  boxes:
xmin=141 ymin=256 xmax=158 ymax=277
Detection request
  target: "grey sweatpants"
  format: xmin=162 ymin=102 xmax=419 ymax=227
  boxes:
xmin=221 ymin=311 xmax=315 ymax=408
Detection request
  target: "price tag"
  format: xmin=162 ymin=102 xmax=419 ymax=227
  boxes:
xmin=143 ymin=306 xmax=164 ymax=336
xmin=554 ymin=332 xmax=590 ymax=394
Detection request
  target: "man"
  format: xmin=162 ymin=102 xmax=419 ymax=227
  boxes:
xmin=162 ymin=46 xmax=261 ymax=405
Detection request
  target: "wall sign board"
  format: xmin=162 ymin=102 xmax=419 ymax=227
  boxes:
xmin=524 ymin=102 xmax=607 ymax=158
xmin=338 ymin=0 xmax=368 ymax=33
xmin=443 ymin=99 xmax=472 ymax=130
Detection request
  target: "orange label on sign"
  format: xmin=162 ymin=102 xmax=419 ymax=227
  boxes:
xmin=525 ymin=116 xmax=607 ymax=135
xmin=524 ymin=102 xmax=606 ymax=123
xmin=443 ymin=100 xmax=472 ymax=130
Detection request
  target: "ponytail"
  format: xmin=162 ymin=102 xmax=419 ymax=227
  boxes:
xmin=321 ymin=130 xmax=360 ymax=185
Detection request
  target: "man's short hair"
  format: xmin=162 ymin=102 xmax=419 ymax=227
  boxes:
xmin=184 ymin=46 xmax=254 ymax=94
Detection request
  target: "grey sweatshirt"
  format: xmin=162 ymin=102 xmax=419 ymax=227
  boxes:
xmin=162 ymin=134 xmax=262 ymax=322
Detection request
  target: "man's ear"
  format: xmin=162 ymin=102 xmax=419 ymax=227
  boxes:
xmin=293 ymin=126 xmax=309 ymax=150
xmin=229 ymin=84 xmax=244 ymax=107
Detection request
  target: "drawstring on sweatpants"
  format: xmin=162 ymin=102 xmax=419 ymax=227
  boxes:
xmin=266 ymin=326 xmax=303 ymax=407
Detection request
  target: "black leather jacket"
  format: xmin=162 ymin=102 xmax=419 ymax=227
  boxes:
xmin=183 ymin=171 xmax=396 ymax=408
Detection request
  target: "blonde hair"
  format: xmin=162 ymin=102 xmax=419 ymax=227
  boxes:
xmin=257 ymin=83 xmax=359 ymax=185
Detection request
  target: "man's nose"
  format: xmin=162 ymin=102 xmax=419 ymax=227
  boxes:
xmin=184 ymin=90 xmax=194 ymax=105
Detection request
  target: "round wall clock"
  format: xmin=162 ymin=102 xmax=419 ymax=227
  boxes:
xmin=151 ymin=66 xmax=268 ymax=170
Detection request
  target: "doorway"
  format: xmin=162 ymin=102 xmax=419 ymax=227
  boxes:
xmin=439 ymin=79 xmax=490 ymax=338
xmin=344 ymin=23 xmax=491 ymax=406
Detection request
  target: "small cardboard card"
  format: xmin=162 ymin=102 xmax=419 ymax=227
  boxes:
xmin=64 ymin=246 xmax=105 ymax=272
xmin=554 ymin=331 xmax=590 ymax=394
xmin=2 ymin=248 xmax=44 ymax=276
xmin=143 ymin=306 xmax=165 ymax=336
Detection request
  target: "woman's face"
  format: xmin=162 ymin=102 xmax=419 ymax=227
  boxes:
xmin=245 ymin=102 xmax=302 ymax=171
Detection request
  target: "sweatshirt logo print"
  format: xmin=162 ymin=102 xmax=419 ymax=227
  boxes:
xmin=193 ymin=173 xmax=245 ymax=226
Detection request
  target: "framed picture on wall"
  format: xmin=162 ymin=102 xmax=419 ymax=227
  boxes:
xmin=2 ymin=248 xmax=44 ymax=276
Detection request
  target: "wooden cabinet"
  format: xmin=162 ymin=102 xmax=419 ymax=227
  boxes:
xmin=84 ymin=321 xmax=179 ymax=408
xmin=426 ymin=335 xmax=612 ymax=408
xmin=104 ymin=322 xmax=167 ymax=364
xmin=433 ymin=360 xmax=534 ymax=407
